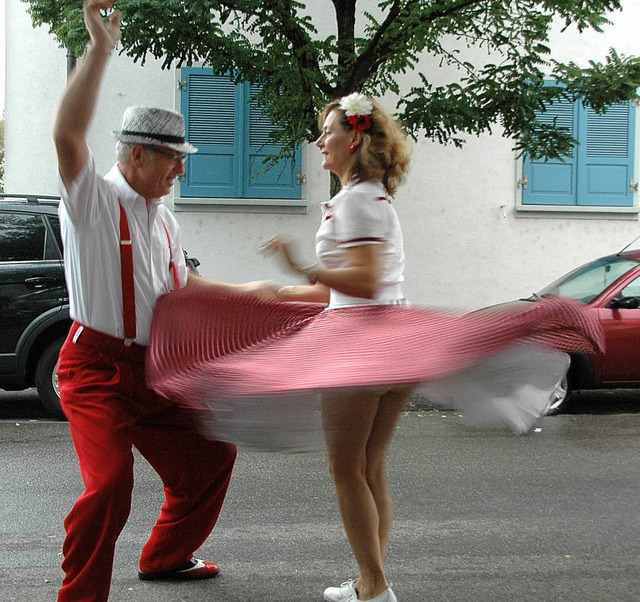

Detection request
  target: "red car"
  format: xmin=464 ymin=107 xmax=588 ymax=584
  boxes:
xmin=514 ymin=247 xmax=640 ymax=414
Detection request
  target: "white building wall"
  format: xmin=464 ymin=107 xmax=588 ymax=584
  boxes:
xmin=5 ymin=0 xmax=640 ymax=310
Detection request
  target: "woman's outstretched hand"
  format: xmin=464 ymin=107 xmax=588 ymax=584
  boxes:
xmin=260 ymin=236 xmax=306 ymax=275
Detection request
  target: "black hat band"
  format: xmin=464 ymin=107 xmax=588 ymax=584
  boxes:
xmin=120 ymin=130 xmax=186 ymax=144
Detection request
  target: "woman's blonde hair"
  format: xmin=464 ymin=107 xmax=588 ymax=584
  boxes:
xmin=319 ymin=96 xmax=411 ymax=196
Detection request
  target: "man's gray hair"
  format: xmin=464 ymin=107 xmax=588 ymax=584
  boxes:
xmin=116 ymin=141 xmax=134 ymax=163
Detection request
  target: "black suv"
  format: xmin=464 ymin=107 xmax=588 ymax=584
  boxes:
xmin=0 ymin=193 xmax=200 ymax=419
xmin=0 ymin=194 xmax=69 ymax=418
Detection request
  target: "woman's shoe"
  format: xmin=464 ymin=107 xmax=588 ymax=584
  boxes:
xmin=346 ymin=586 xmax=397 ymax=602
xmin=323 ymin=579 xmax=357 ymax=602
xmin=371 ymin=587 xmax=397 ymax=602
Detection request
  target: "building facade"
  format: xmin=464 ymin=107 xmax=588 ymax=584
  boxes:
xmin=5 ymin=0 xmax=640 ymax=309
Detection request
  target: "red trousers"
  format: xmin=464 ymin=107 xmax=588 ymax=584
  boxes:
xmin=56 ymin=322 xmax=237 ymax=602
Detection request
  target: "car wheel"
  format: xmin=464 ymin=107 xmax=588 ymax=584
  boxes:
xmin=35 ymin=337 xmax=66 ymax=420
xmin=544 ymin=372 xmax=573 ymax=416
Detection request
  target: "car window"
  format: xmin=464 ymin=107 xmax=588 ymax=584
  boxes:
xmin=620 ymin=275 xmax=640 ymax=299
xmin=45 ymin=215 xmax=63 ymax=259
xmin=0 ymin=213 xmax=47 ymax=261
xmin=539 ymin=256 xmax=640 ymax=304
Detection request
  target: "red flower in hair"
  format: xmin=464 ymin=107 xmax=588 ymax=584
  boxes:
xmin=340 ymin=93 xmax=374 ymax=132
xmin=347 ymin=114 xmax=372 ymax=132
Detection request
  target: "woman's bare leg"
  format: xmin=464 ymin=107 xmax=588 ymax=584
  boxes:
xmin=322 ymin=387 xmax=410 ymax=600
xmin=366 ymin=387 xmax=411 ymax=559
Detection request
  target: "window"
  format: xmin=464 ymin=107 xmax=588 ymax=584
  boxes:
xmin=539 ymin=255 xmax=640 ymax=304
xmin=620 ymin=275 xmax=640 ymax=300
xmin=0 ymin=213 xmax=47 ymax=262
xmin=521 ymin=93 xmax=637 ymax=211
xmin=179 ymin=68 xmax=303 ymax=202
xmin=47 ymin=216 xmax=63 ymax=257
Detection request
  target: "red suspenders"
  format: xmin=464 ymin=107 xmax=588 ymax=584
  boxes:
xmin=119 ymin=201 xmax=179 ymax=346
xmin=119 ymin=203 xmax=137 ymax=346
xmin=162 ymin=221 xmax=181 ymax=291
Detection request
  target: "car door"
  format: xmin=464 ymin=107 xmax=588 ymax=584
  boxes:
xmin=0 ymin=211 xmax=65 ymax=373
xmin=596 ymin=271 xmax=640 ymax=384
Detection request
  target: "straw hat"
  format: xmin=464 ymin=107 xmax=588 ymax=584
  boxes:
xmin=114 ymin=106 xmax=198 ymax=154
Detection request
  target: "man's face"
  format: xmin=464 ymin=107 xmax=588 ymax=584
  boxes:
xmin=136 ymin=145 xmax=187 ymax=200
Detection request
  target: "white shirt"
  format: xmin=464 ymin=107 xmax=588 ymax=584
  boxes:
xmin=315 ymin=179 xmax=405 ymax=308
xmin=58 ymin=153 xmax=188 ymax=345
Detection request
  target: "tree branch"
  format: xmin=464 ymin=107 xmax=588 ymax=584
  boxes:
xmin=260 ymin=0 xmax=333 ymax=96
xmin=345 ymin=0 xmax=484 ymax=90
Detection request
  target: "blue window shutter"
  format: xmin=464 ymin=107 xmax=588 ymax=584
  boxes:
xmin=576 ymin=102 xmax=635 ymax=207
xmin=181 ymin=69 xmax=302 ymax=200
xmin=181 ymin=69 xmax=242 ymax=198
xmin=522 ymin=97 xmax=578 ymax=206
xmin=243 ymin=84 xmax=302 ymax=199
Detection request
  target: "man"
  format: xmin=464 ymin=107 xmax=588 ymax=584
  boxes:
xmin=53 ymin=2 xmax=273 ymax=600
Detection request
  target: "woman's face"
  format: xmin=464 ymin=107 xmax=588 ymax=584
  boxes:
xmin=315 ymin=109 xmax=356 ymax=182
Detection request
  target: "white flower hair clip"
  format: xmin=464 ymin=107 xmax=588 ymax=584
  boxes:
xmin=340 ymin=93 xmax=373 ymax=117
xmin=339 ymin=93 xmax=373 ymax=131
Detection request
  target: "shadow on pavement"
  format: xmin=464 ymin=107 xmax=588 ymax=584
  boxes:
xmin=0 ymin=388 xmax=54 ymax=420
xmin=2 ymin=387 xmax=640 ymax=422
xmin=562 ymin=389 xmax=640 ymax=415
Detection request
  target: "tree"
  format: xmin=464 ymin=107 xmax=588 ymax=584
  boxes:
xmin=23 ymin=0 xmax=640 ymax=160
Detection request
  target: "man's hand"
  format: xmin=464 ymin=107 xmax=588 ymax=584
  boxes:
xmin=237 ymin=280 xmax=280 ymax=300
xmin=84 ymin=0 xmax=121 ymax=55
xmin=53 ymin=1 xmax=122 ymax=188
xmin=186 ymin=273 xmax=279 ymax=300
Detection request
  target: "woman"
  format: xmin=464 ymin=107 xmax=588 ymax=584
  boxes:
xmin=261 ymin=93 xmax=411 ymax=602
xmin=147 ymin=95 xmax=602 ymax=602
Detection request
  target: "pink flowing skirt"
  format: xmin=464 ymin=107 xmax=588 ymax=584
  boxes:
xmin=146 ymin=283 xmax=603 ymax=450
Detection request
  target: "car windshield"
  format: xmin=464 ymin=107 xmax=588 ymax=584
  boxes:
xmin=538 ymin=256 xmax=640 ymax=304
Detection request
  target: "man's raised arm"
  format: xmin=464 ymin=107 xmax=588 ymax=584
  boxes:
xmin=53 ymin=0 xmax=121 ymax=189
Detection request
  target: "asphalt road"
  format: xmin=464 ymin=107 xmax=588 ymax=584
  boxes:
xmin=2 ymin=389 xmax=640 ymax=601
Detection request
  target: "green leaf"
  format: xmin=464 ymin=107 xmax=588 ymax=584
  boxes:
xmin=21 ymin=0 xmax=639 ymax=160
